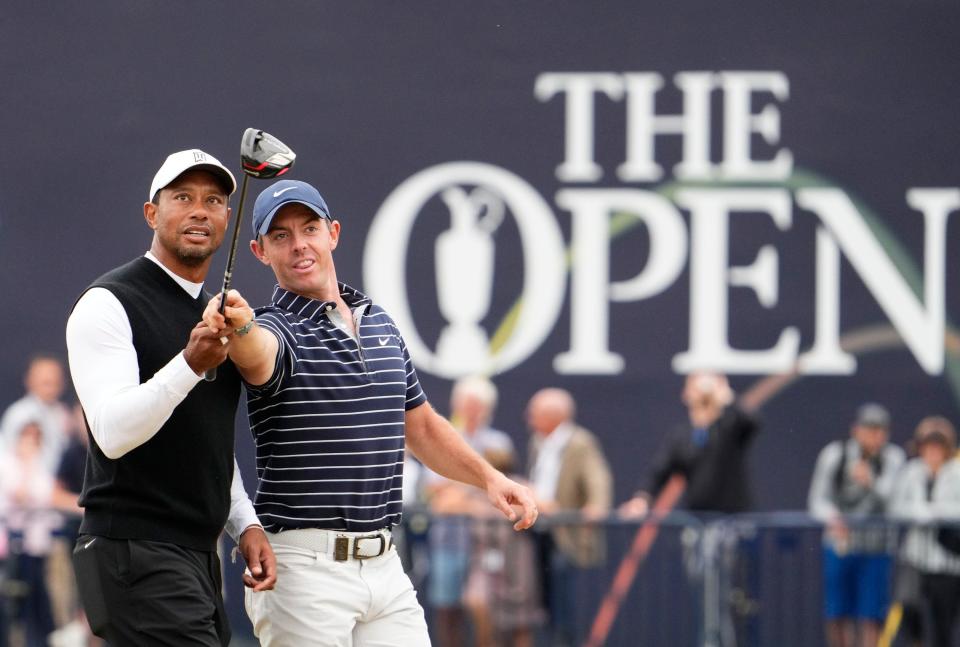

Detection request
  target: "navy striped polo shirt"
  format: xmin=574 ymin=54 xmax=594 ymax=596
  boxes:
xmin=246 ymin=283 xmax=427 ymax=532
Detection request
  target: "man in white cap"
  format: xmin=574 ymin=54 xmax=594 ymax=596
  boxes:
xmin=65 ymin=149 xmax=276 ymax=646
xmin=202 ymin=179 xmax=538 ymax=646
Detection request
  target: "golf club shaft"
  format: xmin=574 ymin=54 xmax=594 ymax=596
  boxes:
xmin=204 ymin=174 xmax=250 ymax=382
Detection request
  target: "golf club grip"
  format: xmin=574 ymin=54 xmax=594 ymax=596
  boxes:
xmin=203 ymin=286 xmax=230 ymax=382
xmin=204 ymin=174 xmax=251 ymax=383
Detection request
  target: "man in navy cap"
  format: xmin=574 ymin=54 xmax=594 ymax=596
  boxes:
xmin=203 ymin=179 xmax=538 ymax=646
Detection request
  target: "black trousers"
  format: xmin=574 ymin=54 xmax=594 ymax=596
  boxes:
xmin=921 ymin=572 xmax=960 ymax=647
xmin=72 ymin=535 xmax=230 ymax=647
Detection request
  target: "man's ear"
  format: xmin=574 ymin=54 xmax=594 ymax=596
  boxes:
xmin=328 ymin=220 xmax=342 ymax=249
xmin=250 ymin=238 xmax=270 ymax=266
xmin=143 ymin=202 xmax=158 ymax=230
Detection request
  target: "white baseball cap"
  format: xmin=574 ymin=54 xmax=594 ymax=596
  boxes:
xmin=148 ymin=149 xmax=237 ymax=200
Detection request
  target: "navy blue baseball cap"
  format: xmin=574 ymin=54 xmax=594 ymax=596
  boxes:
xmin=252 ymin=179 xmax=331 ymax=237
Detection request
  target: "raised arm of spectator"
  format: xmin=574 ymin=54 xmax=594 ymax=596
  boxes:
xmin=726 ymin=404 xmax=760 ymax=445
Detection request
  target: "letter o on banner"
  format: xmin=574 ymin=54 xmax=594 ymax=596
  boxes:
xmin=363 ymin=162 xmax=566 ymax=379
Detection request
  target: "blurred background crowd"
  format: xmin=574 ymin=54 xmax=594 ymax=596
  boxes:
xmin=2 ymin=353 xmax=958 ymax=646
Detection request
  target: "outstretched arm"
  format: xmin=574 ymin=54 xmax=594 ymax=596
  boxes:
xmin=203 ymin=290 xmax=279 ymax=387
xmin=405 ymin=402 xmax=538 ymax=530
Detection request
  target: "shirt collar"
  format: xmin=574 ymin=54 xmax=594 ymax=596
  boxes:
xmin=143 ymin=251 xmax=204 ymax=299
xmin=269 ymin=282 xmax=372 ymax=325
xmin=538 ymin=421 xmax=576 ymax=454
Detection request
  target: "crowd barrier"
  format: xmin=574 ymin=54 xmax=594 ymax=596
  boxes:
xmin=392 ymin=509 xmax=949 ymax=647
xmin=0 ymin=511 xmax=954 ymax=646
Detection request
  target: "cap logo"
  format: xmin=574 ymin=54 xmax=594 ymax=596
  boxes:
xmin=273 ymin=186 xmax=298 ymax=198
xmin=193 ymin=151 xmax=207 ymax=163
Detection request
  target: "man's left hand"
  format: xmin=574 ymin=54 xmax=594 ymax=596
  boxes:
xmin=486 ymin=474 xmax=539 ymax=531
xmin=239 ymin=526 xmax=277 ymax=592
xmin=204 ymin=289 xmax=255 ymax=336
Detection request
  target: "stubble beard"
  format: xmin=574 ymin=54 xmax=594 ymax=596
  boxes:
xmin=174 ymin=243 xmax=215 ymax=267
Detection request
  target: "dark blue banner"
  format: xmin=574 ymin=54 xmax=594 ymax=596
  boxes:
xmin=1 ymin=0 xmax=958 ymax=515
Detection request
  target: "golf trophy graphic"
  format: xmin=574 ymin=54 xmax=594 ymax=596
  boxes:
xmin=434 ymin=186 xmax=505 ymax=375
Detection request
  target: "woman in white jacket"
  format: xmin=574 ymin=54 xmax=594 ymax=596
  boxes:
xmin=890 ymin=416 xmax=960 ymax=647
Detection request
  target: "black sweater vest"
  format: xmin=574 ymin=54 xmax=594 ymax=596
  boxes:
xmin=76 ymin=257 xmax=240 ymax=550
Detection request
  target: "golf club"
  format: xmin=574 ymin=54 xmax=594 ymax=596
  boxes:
xmin=205 ymin=128 xmax=296 ymax=381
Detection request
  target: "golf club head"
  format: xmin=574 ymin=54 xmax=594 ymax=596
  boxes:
xmin=240 ymin=128 xmax=296 ymax=179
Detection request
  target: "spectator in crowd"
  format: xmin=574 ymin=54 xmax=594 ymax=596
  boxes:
xmin=397 ymin=454 xmax=431 ymax=599
xmin=0 ymin=355 xmax=71 ymax=476
xmin=46 ymin=403 xmax=92 ymax=647
xmin=462 ymin=449 xmax=544 ymax=647
xmin=618 ymin=372 xmax=759 ymax=646
xmin=0 ymin=420 xmax=59 ymax=647
xmin=526 ymin=387 xmax=612 ymax=647
xmin=808 ymin=403 xmax=905 ymax=647
xmin=620 ymin=371 xmax=759 ymax=517
xmin=889 ymin=416 xmax=960 ymax=647
xmin=50 ymin=403 xmax=86 ymax=537
xmin=424 ymin=376 xmax=516 ymax=647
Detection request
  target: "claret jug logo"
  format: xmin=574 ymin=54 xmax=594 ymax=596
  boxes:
xmin=363 ymin=71 xmax=958 ymax=379
xmin=364 ymin=165 xmax=566 ymax=379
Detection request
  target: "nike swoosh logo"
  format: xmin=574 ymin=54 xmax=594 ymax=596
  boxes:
xmin=273 ymin=186 xmax=298 ymax=198
xmin=84 ymin=538 xmax=96 ymax=549
xmin=379 ymin=337 xmax=390 ymax=346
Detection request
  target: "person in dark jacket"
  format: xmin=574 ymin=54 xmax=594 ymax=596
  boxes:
xmin=619 ymin=372 xmax=760 ymax=646
xmin=620 ymin=371 xmax=759 ymax=517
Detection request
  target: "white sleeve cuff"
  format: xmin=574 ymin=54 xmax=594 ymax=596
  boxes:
xmin=167 ymin=351 xmax=206 ymax=390
xmin=225 ymin=458 xmax=261 ymax=543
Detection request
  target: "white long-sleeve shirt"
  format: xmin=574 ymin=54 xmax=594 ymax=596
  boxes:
xmin=808 ymin=439 xmax=905 ymax=522
xmin=65 ymin=251 xmax=260 ymax=542
xmin=807 ymin=438 xmax=905 ymax=553
xmin=890 ymin=457 xmax=960 ymax=575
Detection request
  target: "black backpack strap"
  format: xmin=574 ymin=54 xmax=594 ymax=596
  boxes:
xmin=832 ymin=440 xmax=849 ymax=495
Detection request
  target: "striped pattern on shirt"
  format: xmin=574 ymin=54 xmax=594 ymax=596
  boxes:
xmin=246 ymin=283 xmax=427 ymax=532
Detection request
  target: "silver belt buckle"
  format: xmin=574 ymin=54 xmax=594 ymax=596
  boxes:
xmin=353 ymin=534 xmax=386 ymax=560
